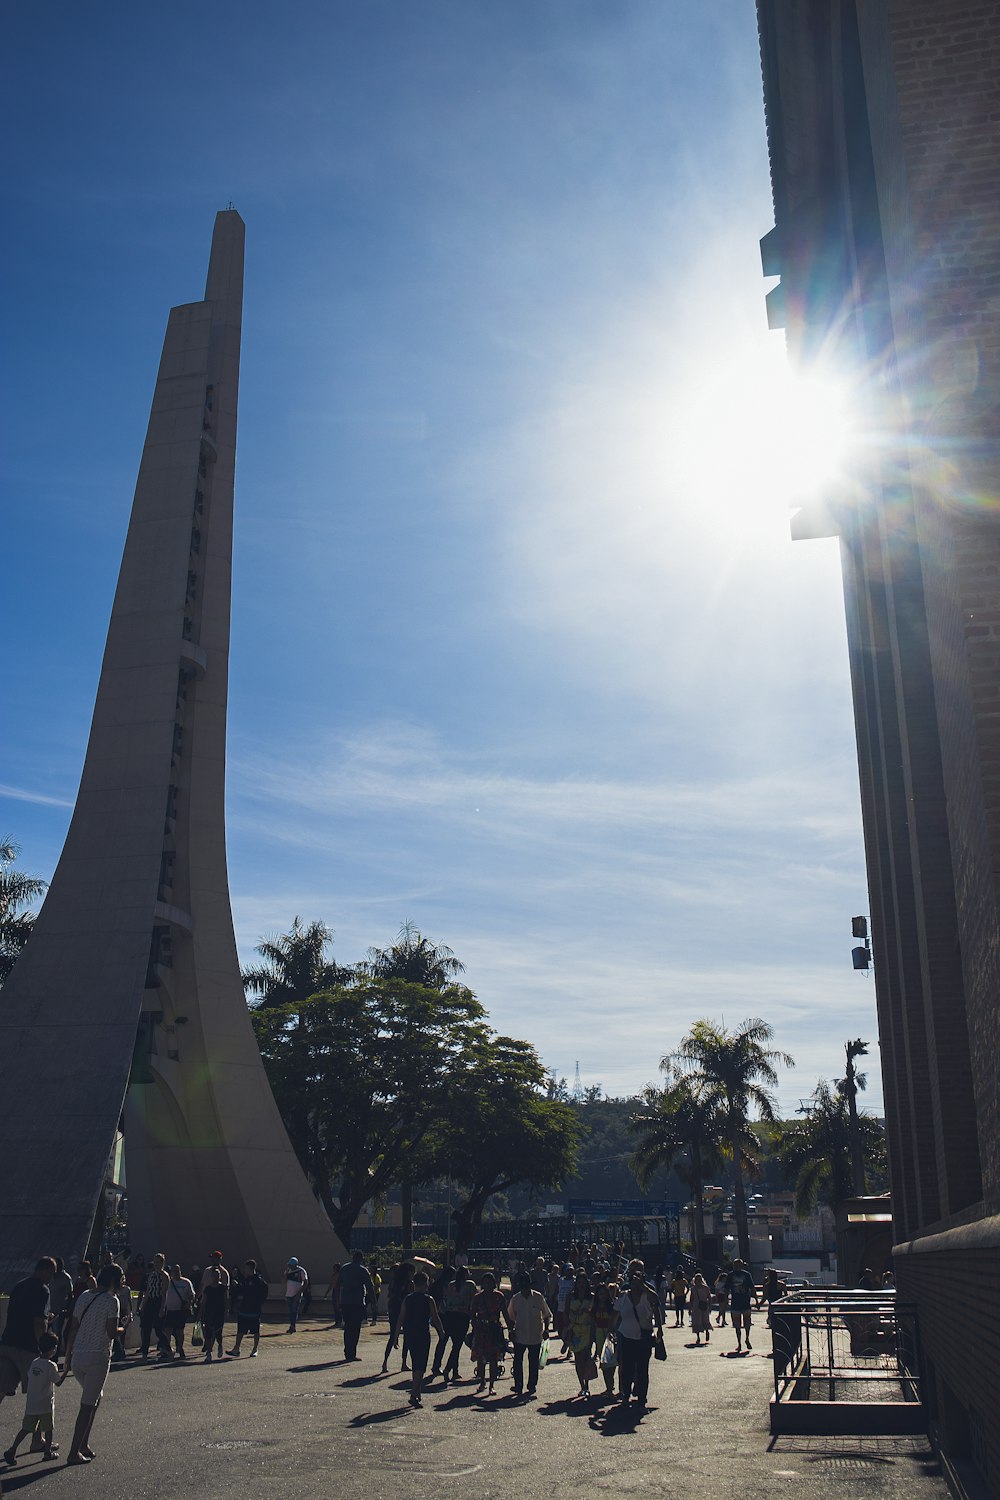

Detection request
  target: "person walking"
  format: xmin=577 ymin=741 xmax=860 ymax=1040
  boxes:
xmin=671 ymin=1267 xmax=688 ymax=1327
xmin=437 ymin=1265 xmax=475 ymax=1384
xmin=199 ymin=1251 xmax=231 ymax=1297
xmin=63 ymin=1263 xmax=127 ymax=1465
xmin=725 ymin=1259 xmax=759 ymax=1352
xmin=338 ymin=1250 xmax=374 ymax=1361
xmin=382 ymin=1263 xmax=414 ymax=1372
xmin=226 ymin=1260 xmax=268 ymax=1358
xmin=564 ymin=1271 xmax=598 ymax=1396
xmin=284 ymin=1258 xmax=308 ymax=1333
xmin=470 ymin=1273 xmax=510 ymax=1396
xmin=48 ymin=1259 xmax=74 ymax=1356
xmin=429 ymin=1266 xmax=456 ymax=1378
xmin=392 ymin=1272 xmax=443 ymax=1408
xmin=138 ymin=1253 xmax=170 ymax=1361
xmin=689 ymin=1272 xmax=712 ymax=1345
xmin=2 ymin=1330 xmax=62 ymax=1466
xmin=507 ymin=1272 xmax=551 ymax=1399
xmin=368 ymin=1262 xmax=382 ymax=1325
xmin=0 ymin=1258 xmax=56 ymax=1432
xmin=326 ymin=1264 xmax=342 ymax=1326
xmin=613 ymin=1262 xmax=663 ymax=1410
xmin=198 ymin=1267 xmax=227 ymax=1362
xmin=162 ymin=1265 xmax=196 ymax=1361
xmin=713 ymin=1270 xmax=729 ymax=1325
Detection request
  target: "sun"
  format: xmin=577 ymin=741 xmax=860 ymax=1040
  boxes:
xmin=668 ymin=334 xmax=856 ymax=525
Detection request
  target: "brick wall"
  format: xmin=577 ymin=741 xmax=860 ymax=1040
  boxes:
xmin=887 ymin=0 xmax=1000 ymax=1207
xmin=897 ymin=1249 xmax=1000 ymax=1494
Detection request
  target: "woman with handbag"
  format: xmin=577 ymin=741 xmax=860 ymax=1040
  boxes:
xmin=612 ymin=1261 xmax=663 ymax=1410
xmin=689 ymin=1272 xmax=712 ymax=1345
xmin=162 ymin=1265 xmax=196 ymax=1361
xmin=63 ymin=1264 xmax=127 ymax=1465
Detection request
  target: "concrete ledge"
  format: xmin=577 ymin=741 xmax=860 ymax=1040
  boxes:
xmin=894 ymin=1210 xmax=1000 ymax=1257
xmin=770 ymin=1394 xmax=926 ymax=1436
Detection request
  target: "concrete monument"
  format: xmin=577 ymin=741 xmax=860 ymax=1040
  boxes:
xmin=0 ymin=211 xmax=346 ymax=1284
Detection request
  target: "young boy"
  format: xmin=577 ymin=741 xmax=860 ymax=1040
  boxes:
xmin=392 ymin=1272 xmax=443 ymax=1408
xmin=3 ymin=1331 xmax=63 ymax=1465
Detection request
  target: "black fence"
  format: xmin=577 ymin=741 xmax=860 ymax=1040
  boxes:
xmin=350 ymin=1215 xmax=677 ymax=1262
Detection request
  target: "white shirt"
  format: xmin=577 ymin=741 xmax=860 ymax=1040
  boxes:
xmin=71 ymin=1291 xmax=120 ymax=1357
xmin=25 ymin=1356 xmax=60 ymax=1415
xmin=164 ymin=1277 xmax=195 ymax=1313
xmin=285 ymin=1266 xmax=307 ymax=1297
xmin=614 ymin=1289 xmax=657 ymax=1338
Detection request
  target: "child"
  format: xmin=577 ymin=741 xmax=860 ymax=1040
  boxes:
xmin=3 ymin=1332 xmax=63 ymax=1465
xmin=392 ymin=1272 xmax=443 ymax=1408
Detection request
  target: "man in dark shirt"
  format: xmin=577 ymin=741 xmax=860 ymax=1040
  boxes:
xmin=0 ymin=1258 xmax=56 ymax=1407
xmin=725 ymin=1259 xmax=760 ymax=1352
xmin=338 ymin=1251 xmax=375 ymax=1361
xmin=228 ymin=1260 xmax=269 ymax=1358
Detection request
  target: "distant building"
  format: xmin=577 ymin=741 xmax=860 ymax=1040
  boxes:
xmin=757 ymin=2 xmax=999 ymax=1491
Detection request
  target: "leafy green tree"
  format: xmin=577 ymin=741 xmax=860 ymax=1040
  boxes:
xmin=242 ymin=916 xmax=352 ymax=1014
xmin=677 ymin=1018 xmax=794 ymax=1262
xmin=359 ymin=920 xmax=464 ymax=990
xmin=431 ymin=1035 xmax=581 ymax=1252
xmin=252 ymin=978 xmax=487 ymax=1246
xmin=630 ymin=1071 xmax=725 ymax=1261
xmin=0 ymin=837 xmax=46 ymax=986
xmin=775 ymin=1078 xmax=886 ymax=1218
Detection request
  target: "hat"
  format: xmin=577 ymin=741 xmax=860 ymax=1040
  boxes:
xmin=211 ymin=1249 xmax=223 ymax=1257
xmin=288 ymin=1256 xmax=298 ymax=1266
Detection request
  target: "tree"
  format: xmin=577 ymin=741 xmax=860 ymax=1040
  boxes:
xmin=838 ymin=1039 xmax=870 ymax=1195
xmin=676 ymin=1018 xmax=794 ymax=1263
xmin=0 ymin=837 xmax=46 ymax=986
xmin=359 ymin=920 xmax=464 ymax=990
xmin=242 ymin=916 xmax=352 ymax=1015
xmin=630 ymin=1071 xmax=725 ymax=1262
xmin=430 ymin=1035 xmax=581 ymax=1252
xmin=775 ymin=1078 xmax=886 ymax=1218
xmin=251 ymin=978 xmax=487 ymax=1246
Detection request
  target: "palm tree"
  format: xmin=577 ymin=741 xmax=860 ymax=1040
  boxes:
xmin=242 ymin=917 xmax=351 ymax=1014
xmin=837 ymin=1039 xmax=869 ymax=1195
xmin=676 ymin=1018 xmax=794 ymax=1263
xmin=630 ymin=1070 xmax=724 ymax=1261
xmin=776 ymin=1078 xmax=886 ymax=1218
xmin=359 ymin=920 xmax=464 ymax=991
xmin=0 ymin=837 xmax=47 ymax=986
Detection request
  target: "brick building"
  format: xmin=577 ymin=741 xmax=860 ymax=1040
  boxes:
xmin=756 ymin=3 xmax=999 ymax=1493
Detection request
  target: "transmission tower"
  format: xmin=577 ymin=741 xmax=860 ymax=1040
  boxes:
xmin=572 ymin=1061 xmax=584 ymax=1102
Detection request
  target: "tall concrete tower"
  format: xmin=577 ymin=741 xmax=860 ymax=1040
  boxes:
xmin=0 ymin=212 xmax=345 ymax=1284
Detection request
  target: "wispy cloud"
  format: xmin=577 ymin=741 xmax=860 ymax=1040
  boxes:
xmin=0 ymin=782 xmax=74 ymax=809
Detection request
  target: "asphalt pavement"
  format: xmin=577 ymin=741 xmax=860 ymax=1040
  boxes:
xmin=0 ymin=1313 xmax=949 ymax=1499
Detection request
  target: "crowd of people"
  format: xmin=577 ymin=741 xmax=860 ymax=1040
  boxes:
xmin=0 ymin=1238 xmax=799 ymax=1467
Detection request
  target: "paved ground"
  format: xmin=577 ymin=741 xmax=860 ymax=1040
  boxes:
xmin=0 ymin=1314 xmax=949 ymax=1499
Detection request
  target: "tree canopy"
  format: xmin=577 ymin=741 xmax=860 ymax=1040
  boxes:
xmin=429 ymin=1034 xmax=581 ymax=1251
xmin=251 ymin=977 xmax=487 ymax=1245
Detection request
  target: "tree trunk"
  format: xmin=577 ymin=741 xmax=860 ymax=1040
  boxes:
xmin=730 ymin=1120 xmax=750 ymax=1263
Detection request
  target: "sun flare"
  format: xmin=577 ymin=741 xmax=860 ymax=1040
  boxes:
xmin=669 ymin=337 xmax=855 ymax=524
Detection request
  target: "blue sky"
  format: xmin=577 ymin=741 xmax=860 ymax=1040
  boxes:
xmin=2 ymin=0 xmax=880 ymax=1114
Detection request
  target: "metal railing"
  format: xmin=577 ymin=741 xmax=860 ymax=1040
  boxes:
xmin=770 ymin=1289 xmax=921 ymax=1412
